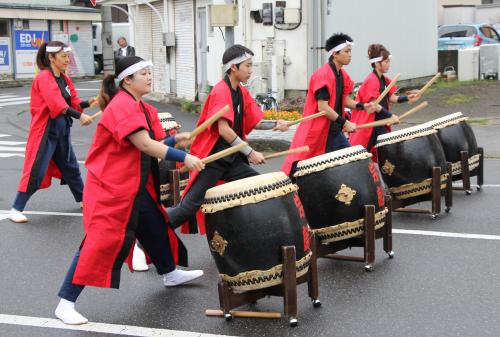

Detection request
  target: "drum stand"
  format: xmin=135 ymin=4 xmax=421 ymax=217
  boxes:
xmin=452 ymin=147 xmax=484 ymax=195
xmin=392 ymin=163 xmax=453 ymax=220
xmin=217 ymin=234 xmax=321 ymax=327
xmin=316 ymin=197 xmax=394 ymax=272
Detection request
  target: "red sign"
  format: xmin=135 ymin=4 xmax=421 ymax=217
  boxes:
xmin=89 ymin=0 xmax=97 ymax=6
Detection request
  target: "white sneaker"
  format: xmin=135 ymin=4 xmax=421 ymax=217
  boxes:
xmin=9 ymin=208 xmax=27 ymax=223
xmin=163 ymin=269 xmax=204 ymax=287
xmin=79 ymin=202 xmax=83 ymax=210
xmin=132 ymin=244 xmax=149 ymax=272
xmin=55 ymin=299 xmax=88 ymax=325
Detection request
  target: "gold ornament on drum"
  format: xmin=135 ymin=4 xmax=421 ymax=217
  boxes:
xmin=335 ymin=184 xmax=357 ymax=206
xmin=209 ymin=231 xmax=228 ymax=256
xmin=382 ymin=160 xmax=395 ymax=176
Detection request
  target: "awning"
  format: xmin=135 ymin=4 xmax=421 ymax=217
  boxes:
xmin=0 ymin=4 xmax=101 ymax=21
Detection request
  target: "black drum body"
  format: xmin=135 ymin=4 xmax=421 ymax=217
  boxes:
xmin=202 ymin=172 xmax=311 ymax=293
xmin=429 ymin=113 xmax=480 ymax=180
xmin=294 ymin=146 xmax=388 ymax=245
xmin=376 ymin=124 xmax=447 ymax=204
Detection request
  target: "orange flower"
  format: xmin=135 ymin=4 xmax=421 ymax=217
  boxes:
xmin=263 ymin=110 xmax=302 ymax=121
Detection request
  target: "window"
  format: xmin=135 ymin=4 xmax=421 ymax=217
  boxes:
xmin=481 ymin=26 xmax=500 ymax=41
xmin=111 ymin=5 xmax=129 ymax=23
xmin=0 ymin=19 xmax=8 ymax=37
xmin=22 ymin=20 xmax=29 ymax=29
xmin=439 ymin=26 xmax=475 ymax=38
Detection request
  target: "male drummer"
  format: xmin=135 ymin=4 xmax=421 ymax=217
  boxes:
xmin=282 ymin=33 xmax=377 ymax=177
xmin=168 ymin=44 xmax=288 ymax=234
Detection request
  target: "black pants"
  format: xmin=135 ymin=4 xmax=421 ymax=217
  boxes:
xmin=168 ymin=154 xmax=259 ymax=228
xmin=58 ymin=192 xmax=175 ymax=302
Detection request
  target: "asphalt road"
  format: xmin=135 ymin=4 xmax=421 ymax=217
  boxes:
xmin=1 ymin=81 xmax=499 ymax=337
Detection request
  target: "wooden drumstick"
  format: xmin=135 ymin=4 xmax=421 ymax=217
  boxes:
xmin=355 ymin=118 xmax=394 ymax=130
xmin=356 ymin=101 xmax=429 ymax=129
xmin=264 ymin=146 xmax=309 ymax=160
xmin=275 ymin=111 xmax=327 ymax=130
xmin=398 ymin=101 xmax=428 ymax=121
xmin=89 ymin=110 xmax=102 ymax=121
xmin=179 ymin=142 xmax=247 ymax=173
xmin=418 ymin=73 xmax=441 ymax=96
xmin=89 ymin=96 xmax=99 ymax=108
xmin=189 ymin=105 xmax=229 ymax=139
xmin=205 ymin=309 xmax=281 ymax=319
xmin=372 ymin=73 xmax=401 ymax=106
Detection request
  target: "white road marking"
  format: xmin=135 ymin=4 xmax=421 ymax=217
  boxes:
xmin=0 ymin=214 xmax=10 ymax=221
xmin=393 ymin=229 xmax=500 ymax=240
xmin=0 ymin=96 xmax=30 ymax=102
xmin=482 ymin=184 xmax=500 ymax=188
xmin=75 ymin=88 xmax=99 ymax=91
xmin=0 ymin=134 xmax=10 ymax=138
xmin=0 ymin=314 xmax=236 ymax=337
xmin=0 ymin=210 xmax=82 ymax=217
xmin=0 ymin=141 xmax=26 ymax=146
xmin=0 ymin=153 xmax=24 ymax=158
xmin=0 ymin=100 xmax=31 ymax=107
xmin=0 ymin=146 xmax=25 ymax=152
xmin=0 ymin=95 xmax=18 ymax=99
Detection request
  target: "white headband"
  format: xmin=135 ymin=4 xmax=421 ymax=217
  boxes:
xmin=370 ymin=54 xmax=392 ymax=64
xmin=46 ymin=46 xmax=72 ymax=53
xmin=223 ymin=53 xmax=252 ymax=73
xmin=327 ymin=41 xmax=354 ymax=57
xmin=117 ymin=60 xmax=153 ymax=81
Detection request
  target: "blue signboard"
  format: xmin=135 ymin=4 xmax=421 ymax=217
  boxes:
xmin=0 ymin=44 xmax=9 ymax=67
xmin=15 ymin=30 xmax=48 ymax=50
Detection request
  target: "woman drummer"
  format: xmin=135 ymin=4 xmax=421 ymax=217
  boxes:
xmin=350 ymin=44 xmax=421 ymax=161
xmin=54 ymin=56 xmax=205 ymax=325
xmin=10 ymin=41 xmax=95 ymax=223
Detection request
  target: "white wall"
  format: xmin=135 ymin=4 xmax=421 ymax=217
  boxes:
xmin=442 ymin=6 xmax=476 ymax=25
xmin=200 ymin=0 xmax=307 ymax=93
xmin=438 ymin=0 xmax=480 ymax=25
xmin=476 ymin=4 xmax=500 ymax=24
xmin=323 ymin=0 xmax=438 ymax=83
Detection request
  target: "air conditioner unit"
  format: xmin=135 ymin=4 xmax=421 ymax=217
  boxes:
xmin=458 ymin=47 xmax=479 ymax=81
xmin=479 ymin=44 xmax=500 ymax=80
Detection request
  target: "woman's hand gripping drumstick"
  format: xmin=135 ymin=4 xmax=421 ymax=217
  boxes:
xmin=179 ymin=142 xmax=248 ymax=173
xmin=264 ymin=146 xmax=310 ymax=160
xmin=356 ymin=101 xmax=429 ymax=130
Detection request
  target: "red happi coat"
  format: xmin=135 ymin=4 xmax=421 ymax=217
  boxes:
xmin=350 ymin=72 xmax=398 ymax=159
xmin=180 ymin=79 xmax=264 ymax=235
xmin=73 ymin=90 xmax=187 ymax=289
xmin=17 ymin=69 xmax=83 ymax=193
xmin=281 ymin=63 xmax=354 ymax=176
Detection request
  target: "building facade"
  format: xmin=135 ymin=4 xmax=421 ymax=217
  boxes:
xmin=104 ymin=0 xmax=439 ymax=101
xmin=0 ymin=0 xmax=100 ymax=80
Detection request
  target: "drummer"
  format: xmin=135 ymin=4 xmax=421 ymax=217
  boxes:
xmin=282 ymin=33 xmax=377 ymax=177
xmin=54 ymin=56 xmax=205 ymax=325
xmin=350 ymin=44 xmax=421 ymax=161
xmin=168 ymin=44 xmax=289 ymax=234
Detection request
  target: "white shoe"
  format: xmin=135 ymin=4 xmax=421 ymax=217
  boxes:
xmin=9 ymin=208 xmax=27 ymax=223
xmin=79 ymin=202 xmax=83 ymax=210
xmin=132 ymin=244 xmax=149 ymax=272
xmin=163 ymin=268 xmax=204 ymax=287
xmin=55 ymin=299 xmax=88 ymax=325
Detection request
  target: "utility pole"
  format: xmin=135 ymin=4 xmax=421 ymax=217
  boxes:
xmin=225 ymin=0 xmax=234 ymax=49
xmin=101 ymin=5 xmax=114 ymax=76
